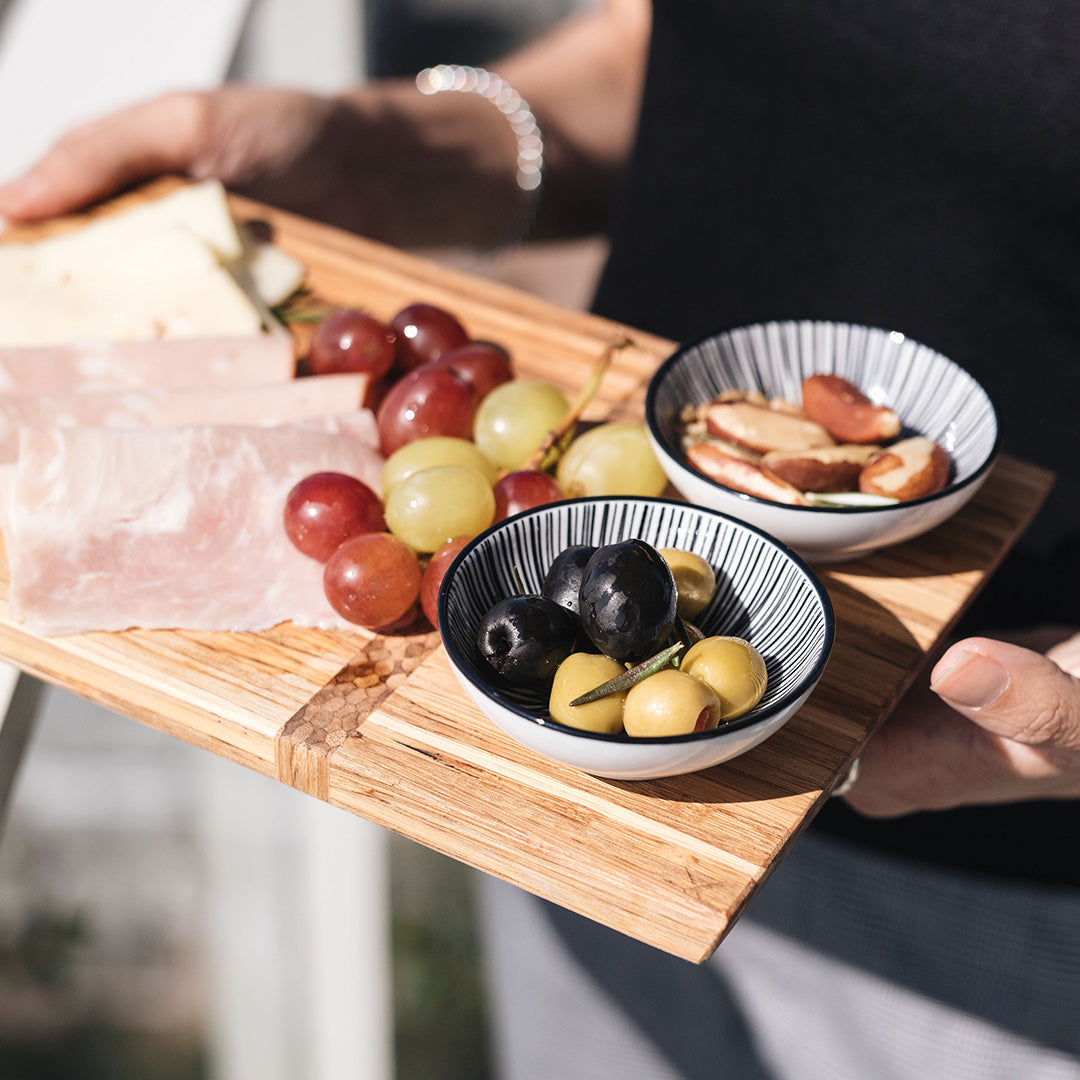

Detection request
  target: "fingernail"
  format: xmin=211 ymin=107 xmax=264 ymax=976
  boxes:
xmin=931 ymin=649 xmax=1010 ymax=709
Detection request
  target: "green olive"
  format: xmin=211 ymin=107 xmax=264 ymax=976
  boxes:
xmin=681 ymin=636 xmax=767 ymax=720
xmin=658 ymin=548 xmax=717 ymax=619
xmin=622 ymin=668 xmax=721 ymax=737
xmin=549 ymin=653 xmax=628 ymax=733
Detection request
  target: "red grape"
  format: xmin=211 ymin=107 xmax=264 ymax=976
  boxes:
xmin=284 ymin=472 xmax=387 ymax=562
xmin=390 ymin=303 xmax=469 ymax=371
xmin=376 ymin=365 xmax=478 ymax=457
xmin=369 ymin=603 xmax=422 ymax=635
xmin=427 ymin=341 xmax=513 ymax=402
xmin=309 ymin=309 xmax=397 ymax=379
xmin=323 ymin=532 xmax=422 ymax=628
xmin=492 ymin=471 xmax=565 ymax=522
xmin=363 ymin=370 xmax=398 ymax=413
xmin=420 ymin=536 xmax=471 ymax=628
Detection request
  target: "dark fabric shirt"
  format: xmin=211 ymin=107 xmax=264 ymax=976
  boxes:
xmin=591 ymin=0 xmax=1080 ymax=885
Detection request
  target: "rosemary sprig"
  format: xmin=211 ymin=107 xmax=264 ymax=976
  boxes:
xmin=569 ymin=641 xmax=684 ymax=707
xmin=805 ymin=491 xmax=900 ymax=508
xmin=271 ymin=290 xmax=332 ymax=325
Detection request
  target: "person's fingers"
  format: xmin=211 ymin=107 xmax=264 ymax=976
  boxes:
xmin=0 ymin=93 xmax=207 ymax=221
xmin=930 ymin=636 xmax=1080 ymax=752
xmin=842 ymin=635 xmax=1080 ymax=817
xmin=841 ymin=686 xmax=985 ymax=816
xmin=1046 ymin=630 xmax=1080 ymax=678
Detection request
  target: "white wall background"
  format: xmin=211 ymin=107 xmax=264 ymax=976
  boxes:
xmin=0 ymin=0 xmax=366 ymax=185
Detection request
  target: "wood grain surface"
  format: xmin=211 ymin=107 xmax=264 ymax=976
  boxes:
xmin=0 ymin=182 xmax=1054 ymax=961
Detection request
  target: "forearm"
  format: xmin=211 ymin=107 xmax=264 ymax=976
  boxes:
xmin=333 ymin=0 xmax=651 ymax=244
xmin=0 ymin=0 xmax=650 ymax=249
xmin=488 ymin=0 xmax=652 ymax=237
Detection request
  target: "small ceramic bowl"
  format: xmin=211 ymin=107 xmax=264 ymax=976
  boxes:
xmin=438 ymin=497 xmax=833 ymax=780
xmin=645 ymin=320 xmax=999 ymax=563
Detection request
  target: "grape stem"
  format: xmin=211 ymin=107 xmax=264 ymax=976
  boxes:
xmin=521 ymin=330 xmax=633 ymax=473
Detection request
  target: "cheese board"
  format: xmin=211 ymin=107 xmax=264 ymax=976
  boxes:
xmin=0 ymin=181 xmax=1054 ymax=961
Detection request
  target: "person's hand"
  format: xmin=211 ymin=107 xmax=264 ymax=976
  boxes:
xmin=0 ymin=83 xmax=525 ymax=248
xmin=0 ymin=1 xmax=650 ymax=247
xmin=0 ymin=87 xmax=331 ymax=219
xmin=842 ymin=627 xmax=1080 ymax=816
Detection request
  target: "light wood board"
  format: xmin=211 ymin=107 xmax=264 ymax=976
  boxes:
xmin=0 ymin=183 xmax=1054 ymax=962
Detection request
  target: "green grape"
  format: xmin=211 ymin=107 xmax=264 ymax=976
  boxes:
xmin=556 ymin=422 xmax=668 ymax=497
xmin=385 ymin=464 xmax=495 ymax=553
xmin=473 ymin=380 xmax=570 ymax=470
xmin=381 ymin=435 xmax=498 ymax=500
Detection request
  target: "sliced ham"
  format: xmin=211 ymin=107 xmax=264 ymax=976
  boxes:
xmin=3 ymin=418 xmax=385 ymax=636
xmin=0 ymin=374 xmax=371 ymax=463
xmin=0 ymin=333 xmax=296 ymax=395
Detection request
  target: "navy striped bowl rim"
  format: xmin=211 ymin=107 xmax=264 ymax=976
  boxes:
xmin=438 ymin=496 xmax=834 ymax=744
xmin=646 ymin=320 xmax=1000 ymax=514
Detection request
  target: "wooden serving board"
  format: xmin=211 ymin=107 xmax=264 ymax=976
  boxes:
xmin=0 ymin=184 xmax=1054 ymax=962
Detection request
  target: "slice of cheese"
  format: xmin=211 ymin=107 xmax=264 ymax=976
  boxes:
xmin=0 ymin=225 xmax=265 ymax=346
xmin=237 ymin=222 xmax=306 ymax=307
xmin=26 ymin=179 xmax=242 ymax=265
xmin=0 ymin=179 xmax=309 ymax=346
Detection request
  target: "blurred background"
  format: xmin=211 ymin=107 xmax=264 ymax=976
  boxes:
xmin=0 ymin=1 xmax=601 ymax=1078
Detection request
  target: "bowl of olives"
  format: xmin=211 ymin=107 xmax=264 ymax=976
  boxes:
xmin=438 ymin=497 xmax=834 ymax=780
xmin=645 ymin=320 xmax=999 ymax=563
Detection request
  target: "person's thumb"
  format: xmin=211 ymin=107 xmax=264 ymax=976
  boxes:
xmin=930 ymin=636 xmax=1080 ymax=753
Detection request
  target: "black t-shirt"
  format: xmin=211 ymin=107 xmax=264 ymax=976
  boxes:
xmin=591 ymin=0 xmax=1080 ymax=885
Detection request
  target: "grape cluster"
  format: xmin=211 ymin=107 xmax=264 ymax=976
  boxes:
xmin=286 ymin=299 xmax=669 ymax=633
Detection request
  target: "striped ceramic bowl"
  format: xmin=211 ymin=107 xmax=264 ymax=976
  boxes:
xmin=438 ymin=496 xmax=833 ymax=780
xmin=645 ymin=320 xmax=999 ymax=563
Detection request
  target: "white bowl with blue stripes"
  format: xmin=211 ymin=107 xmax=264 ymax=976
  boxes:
xmin=645 ymin=321 xmax=999 ymax=563
xmin=438 ymin=497 xmax=833 ymax=780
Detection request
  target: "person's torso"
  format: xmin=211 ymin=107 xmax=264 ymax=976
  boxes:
xmin=593 ymin=0 xmax=1080 ymax=884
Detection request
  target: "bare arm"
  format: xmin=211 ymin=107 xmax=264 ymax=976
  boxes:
xmin=0 ymin=0 xmax=650 ymax=248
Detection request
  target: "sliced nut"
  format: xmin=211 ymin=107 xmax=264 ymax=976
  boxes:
xmin=859 ymin=436 xmax=951 ymax=500
xmin=686 ymin=441 xmax=810 ymax=505
xmin=761 ymin=444 xmax=879 ymax=493
xmin=714 ymin=388 xmax=768 ymax=405
xmin=704 ymin=400 xmax=835 ymax=454
xmin=684 ymin=434 xmax=760 ymax=463
xmin=802 ymin=374 xmax=902 ymax=444
xmin=767 ymin=396 xmax=807 ymax=417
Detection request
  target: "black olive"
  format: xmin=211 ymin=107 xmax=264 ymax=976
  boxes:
xmin=541 ymin=545 xmax=596 ymax=615
xmin=578 ymin=539 xmax=677 ymax=664
xmin=476 ymin=595 xmax=577 ymax=686
xmin=541 ymin=545 xmax=600 ymax=653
